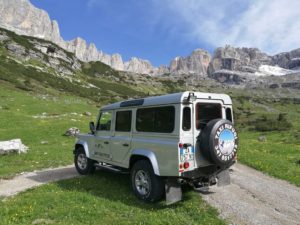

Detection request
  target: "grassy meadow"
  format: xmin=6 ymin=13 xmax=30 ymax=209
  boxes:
xmin=0 ymin=81 xmax=98 ymax=177
xmin=0 ymin=171 xmax=226 ymax=225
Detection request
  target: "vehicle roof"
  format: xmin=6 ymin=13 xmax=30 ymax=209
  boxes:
xmin=101 ymin=91 xmax=232 ymax=111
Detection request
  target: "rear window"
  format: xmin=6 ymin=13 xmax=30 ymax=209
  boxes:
xmin=196 ymin=103 xmax=222 ymax=129
xmin=182 ymin=107 xmax=191 ymax=131
xmin=136 ymin=106 xmax=175 ymax=133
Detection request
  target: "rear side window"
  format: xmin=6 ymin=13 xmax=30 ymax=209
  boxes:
xmin=115 ymin=111 xmax=132 ymax=132
xmin=182 ymin=107 xmax=191 ymax=131
xmin=136 ymin=106 xmax=175 ymax=133
xmin=226 ymin=108 xmax=232 ymax=122
xmin=196 ymin=103 xmax=222 ymax=129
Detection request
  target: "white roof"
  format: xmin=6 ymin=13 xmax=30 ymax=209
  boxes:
xmin=101 ymin=91 xmax=232 ymax=111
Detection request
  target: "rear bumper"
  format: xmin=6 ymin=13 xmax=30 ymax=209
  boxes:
xmin=180 ymin=161 xmax=235 ymax=180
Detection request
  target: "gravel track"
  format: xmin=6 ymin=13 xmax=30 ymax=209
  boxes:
xmin=199 ymin=163 xmax=300 ymax=225
xmin=0 ymin=165 xmax=79 ymax=197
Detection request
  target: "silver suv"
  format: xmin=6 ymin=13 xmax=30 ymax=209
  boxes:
xmin=73 ymin=92 xmax=238 ymax=203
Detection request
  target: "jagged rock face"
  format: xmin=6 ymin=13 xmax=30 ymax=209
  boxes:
xmin=208 ymin=45 xmax=273 ymax=75
xmin=210 ymin=69 xmax=246 ymax=84
xmin=111 ymin=54 xmax=124 ymax=71
xmin=0 ymin=0 xmax=128 ymax=71
xmin=124 ymin=57 xmax=153 ymax=74
xmin=157 ymin=65 xmax=170 ymax=75
xmin=272 ymin=48 xmax=300 ymax=69
xmin=0 ymin=0 xmax=63 ymax=45
xmin=170 ymin=49 xmax=210 ymax=75
xmin=207 ymin=45 xmax=274 ymax=84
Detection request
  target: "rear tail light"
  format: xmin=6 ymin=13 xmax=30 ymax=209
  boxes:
xmin=183 ymin=162 xmax=189 ymax=169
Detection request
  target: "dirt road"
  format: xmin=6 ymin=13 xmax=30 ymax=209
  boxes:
xmin=0 ymin=165 xmax=79 ymax=197
xmin=0 ymin=163 xmax=299 ymax=225
xmin=199 ymin=163 xmax=300 ymax=225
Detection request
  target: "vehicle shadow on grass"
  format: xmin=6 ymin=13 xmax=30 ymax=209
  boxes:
xmin=55 ymin=168 xmax=194 ymax=210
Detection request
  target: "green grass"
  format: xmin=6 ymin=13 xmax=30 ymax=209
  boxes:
xmin=0 ymin=82 xmax=98 ymax=177
xmin=0 ymin=171 xmax=226 ymax=225
xmin=238 ymin=131 xmax=300 ymax=186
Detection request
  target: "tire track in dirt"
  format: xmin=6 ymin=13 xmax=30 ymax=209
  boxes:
xmin=199 ymin=163 xmax=300 ymax=225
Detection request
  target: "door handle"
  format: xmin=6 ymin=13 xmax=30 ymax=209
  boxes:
xmin=104 ymin=141 xmax=109 ymax=144
xmin=123 ymin=143 xmax=129 ymax=147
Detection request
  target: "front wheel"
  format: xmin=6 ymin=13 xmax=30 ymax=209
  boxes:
xmin=130 ymin=160 xmax=164 ymax=202
xmin=74 ymin=147 xmax=95 ymax=175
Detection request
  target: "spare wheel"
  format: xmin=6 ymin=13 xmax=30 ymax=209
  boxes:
xmin=199 ymin=119 xmax=238 ymax=166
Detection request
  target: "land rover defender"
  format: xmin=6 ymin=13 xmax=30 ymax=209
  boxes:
xmin=73 ymin=92 xmax=238 ymax=203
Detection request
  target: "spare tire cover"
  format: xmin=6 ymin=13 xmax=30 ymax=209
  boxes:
xmin=199 ymin=119 xmax=238 ymax=166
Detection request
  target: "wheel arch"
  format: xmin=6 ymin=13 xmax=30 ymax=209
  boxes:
xmin=74 ymin=140 xmax=90 ymax=158
xmin=130 ymin=149 xmax=160 ymax=176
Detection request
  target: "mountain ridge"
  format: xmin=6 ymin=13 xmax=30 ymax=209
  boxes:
xmin=0 ymin=0 xmax=300 ymax=78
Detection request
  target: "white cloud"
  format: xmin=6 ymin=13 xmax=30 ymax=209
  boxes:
xmin=159 ymin=0 xmax=300 ymax=54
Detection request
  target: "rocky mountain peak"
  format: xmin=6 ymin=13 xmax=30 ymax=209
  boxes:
xmin=272 ymin=48 xmax=300 ymax=70
xmin=0 ymin=0 xmax=63 ymax=44
xmin=169 ymin=49 xmax=210 ymax=76
xmin=124 ymin=57 xmax=153 ymax=74
xmin=208 ymin=45 xmax=273 ymax=75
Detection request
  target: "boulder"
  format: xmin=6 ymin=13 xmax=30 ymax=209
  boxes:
xmin=257 ymin=136 xmax=267 ymax=142
xmin=82 ymin=111 xmax=92 ymax=116
xmin=64 ymin=127 xmax=80 ymax=137
xmin=0 ymin=139 xmax=29 ymax=155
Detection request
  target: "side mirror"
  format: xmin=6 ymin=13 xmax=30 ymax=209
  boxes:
xmin=89 ymin=122 xmax=95 ymax=134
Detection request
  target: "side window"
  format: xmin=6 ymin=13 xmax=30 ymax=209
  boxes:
xmin=182 ymin=107 xmax=191 ymax=131
xmin=136 ymin=106 xmax=175 ymax=133
xmin=115 ymin=111 xmax=132 ymax=132
xmin=96 ymin=111 xmax=112 ymax=131
xmin=196 ymin=103 xmax=222 ymax=129
xmin=226 ymin=108 xmax=232 ymax=122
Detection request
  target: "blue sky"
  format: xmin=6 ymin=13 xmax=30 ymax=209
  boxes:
xmin=31 ymin=0 xmax=300 ymax=67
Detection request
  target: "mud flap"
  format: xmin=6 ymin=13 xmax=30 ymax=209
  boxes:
xmin=217 ymin=169 xmax=230 ymax=186
xmin=165 ymin=178 xmax=182 ymax=205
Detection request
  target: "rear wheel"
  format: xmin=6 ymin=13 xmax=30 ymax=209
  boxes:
xmin=131 ymin=160 xmax=164 ymax=202
xmin=74 ymin=147 xmax=95 ymax=175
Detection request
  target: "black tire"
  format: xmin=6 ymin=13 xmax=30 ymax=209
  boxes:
xmin=199 ymin=119 xmax=238 ymax=167
xmin=130 ymin=160 xmax=164 ymax=202
xmin=74 ymin=147 xmax=95 ymax=175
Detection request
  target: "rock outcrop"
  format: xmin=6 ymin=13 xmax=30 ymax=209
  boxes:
xmin=169 ymin=49 xmax=210 ymax=76
xmin=272 ymin=48 xmax=300 ymax=70
xmin=124 ymin=57 xmax=153 ymax=74
xmin=208 ymin=45 xmax=273 ymax=74
xmin=207 ymin=45 xmax=274 ymax=84
xmin=0 ymin=0 xmax=63 ymax=46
